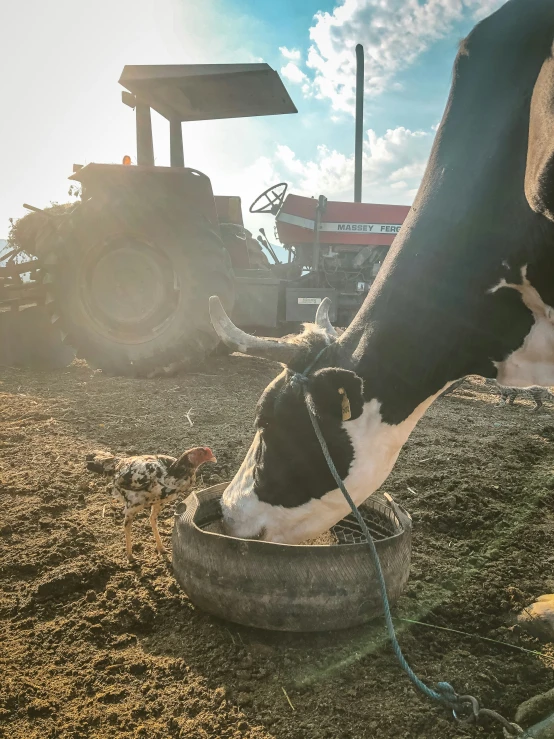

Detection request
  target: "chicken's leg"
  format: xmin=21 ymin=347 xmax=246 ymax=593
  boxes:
xmin=150 ymin=501 xmax=167 ymax=555
xmin=123 ymin=508 xmax=138 ymax=562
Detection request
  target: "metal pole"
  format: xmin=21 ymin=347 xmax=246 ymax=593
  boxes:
xmin=136 ymin=101 xmax=154 ymax=166
xmin=312 ymin=195 xmax=327 ymax=272
xmin=170 ymin=119 xmax=184 ymax=167
xmin=354 ymin=44 xmax=364 ymax=203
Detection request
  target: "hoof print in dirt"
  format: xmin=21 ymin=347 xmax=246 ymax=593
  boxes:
xmin=517 ymin=594 xmax=554 ymax=642
xmin=540 ymin=426 xmax=554 ymax=442
xmin=516 ymin=688 xmax=554 ymax=738
xmin=35 ymin=570 xmax=83 ymax=600
xmin=34 ymin=561 xmax=113 ymax=601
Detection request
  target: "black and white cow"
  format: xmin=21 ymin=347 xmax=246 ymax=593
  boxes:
xmin=210 ymin=0 xmax=554 ymax=544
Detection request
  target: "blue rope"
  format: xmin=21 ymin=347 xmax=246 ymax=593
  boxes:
xmin=290 ymin=349 xmax=524 ymax=735
xmin=293 ymin=371 xmax=458 ymax=709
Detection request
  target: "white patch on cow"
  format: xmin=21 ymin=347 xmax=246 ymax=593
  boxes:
xmin=490 ymin=266 xmax=554 ymax=387
xmin=220 ymin=429 xmax=264 ymax=538
xmin=221 ymin=389 xmax=447 ymax=544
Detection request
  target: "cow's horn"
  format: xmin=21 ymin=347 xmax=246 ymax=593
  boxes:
xmin=315 ymin=297 xmax=338 ymax=337
xmin=209 ymin=296 xmax=296 ymax=363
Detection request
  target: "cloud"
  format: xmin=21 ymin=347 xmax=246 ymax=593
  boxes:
xmin=279 ymin=46 xmax=309 ymax=86
xmin=279 ymin=46 xmax=301 ymax=61
xmin=298 ymin=0 xmax=505 ymax=113
xmin=469 ymin=0 xmax=505 ymax=19
xmin=280 ymin=61 xmax=308 ymax=85
xmin=389 ymin=160 xmax=427 ymax=182
xmin=266 ymin=125 xmax=433 ymax=204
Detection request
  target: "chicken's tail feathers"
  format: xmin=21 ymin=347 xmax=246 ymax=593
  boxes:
xmin=85 ymin=451 xmax=119 ymax=475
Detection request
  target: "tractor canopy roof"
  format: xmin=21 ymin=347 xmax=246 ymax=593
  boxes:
xmin=119 ymin=63 xmax=297 ymax=122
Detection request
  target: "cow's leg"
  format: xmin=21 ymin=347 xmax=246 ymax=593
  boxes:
xmin=150 ymin=501 xmax=166 ymax=555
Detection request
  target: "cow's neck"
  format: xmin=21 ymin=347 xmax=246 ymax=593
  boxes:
xmin=319 ymin=238 xmax=554 ymax=520
xmin=342 ymin=392 xmax=442 ymax=497
xmin=337 ymin=286 xmax=473 ymax=427
xmin=281 ymin=368 xmax=446 ymax=544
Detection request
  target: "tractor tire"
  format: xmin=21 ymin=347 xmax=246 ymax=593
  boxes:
xmin=42 ymin=207 xmax=235 ymax=377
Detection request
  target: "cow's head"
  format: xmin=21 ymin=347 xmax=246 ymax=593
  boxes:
xmin=210 ymin=296 xmax=369 ymax=542
xmin=212 ymin=0 xmax=554 ymax=543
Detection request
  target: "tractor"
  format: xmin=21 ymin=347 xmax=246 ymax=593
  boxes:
xmin=0 ymin=49 xmax=410 ymax=375
xmin=250 ymin=185 xmax=409 ymax=327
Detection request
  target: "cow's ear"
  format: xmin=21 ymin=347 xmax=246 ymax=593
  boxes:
xmin=309 ymin=368 xmax=364 ymax=422
xmin=525 ymin=54 xmax=554 ymax=221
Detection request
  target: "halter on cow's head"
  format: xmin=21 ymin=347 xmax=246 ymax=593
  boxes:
xmin=212 ymin=0 xmax=554 ymax=543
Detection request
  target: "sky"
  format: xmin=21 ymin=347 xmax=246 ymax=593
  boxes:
xmin=0 ymin=0 xmax=506 ymax=241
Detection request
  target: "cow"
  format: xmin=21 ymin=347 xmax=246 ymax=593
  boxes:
xmin=209 ymin=0 xmax=554 ymax=546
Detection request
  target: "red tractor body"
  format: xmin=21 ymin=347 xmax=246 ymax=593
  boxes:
xmin=276 ymin=194 xmax=410 ymax=248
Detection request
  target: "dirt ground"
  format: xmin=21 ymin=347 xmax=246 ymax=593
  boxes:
xmin=2 ymin=357 xmax=554 ymax=739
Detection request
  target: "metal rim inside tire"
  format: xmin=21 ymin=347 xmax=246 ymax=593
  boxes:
xmin=79 ymin=233 xmax=181 ymax=344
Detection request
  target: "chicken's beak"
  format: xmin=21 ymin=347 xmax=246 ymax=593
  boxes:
xmin=207 ymin=454 xmax=217 ymax=464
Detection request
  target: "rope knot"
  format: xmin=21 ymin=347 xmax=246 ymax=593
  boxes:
xmin=436 ymin=682 xmax=459 ymax=707
xmin=289 ymin=371 xmax=309 ymax=391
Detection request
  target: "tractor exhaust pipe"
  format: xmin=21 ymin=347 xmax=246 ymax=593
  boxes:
xmin=354 ymin=44 xmax=364 ymax=204
xmin=23 ymin=203 xmax=53 ymax=217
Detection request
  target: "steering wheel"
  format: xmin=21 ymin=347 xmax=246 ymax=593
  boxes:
xmin=249 ymin=182 xmax=288 ymax=215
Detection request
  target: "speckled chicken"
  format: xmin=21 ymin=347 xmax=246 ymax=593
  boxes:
xmin=86 ymin=447 xmax=216 ymax=561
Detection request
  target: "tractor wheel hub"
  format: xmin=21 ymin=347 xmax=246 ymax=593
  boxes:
xmin=80 ymin=235 xmax=180 ymax=343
